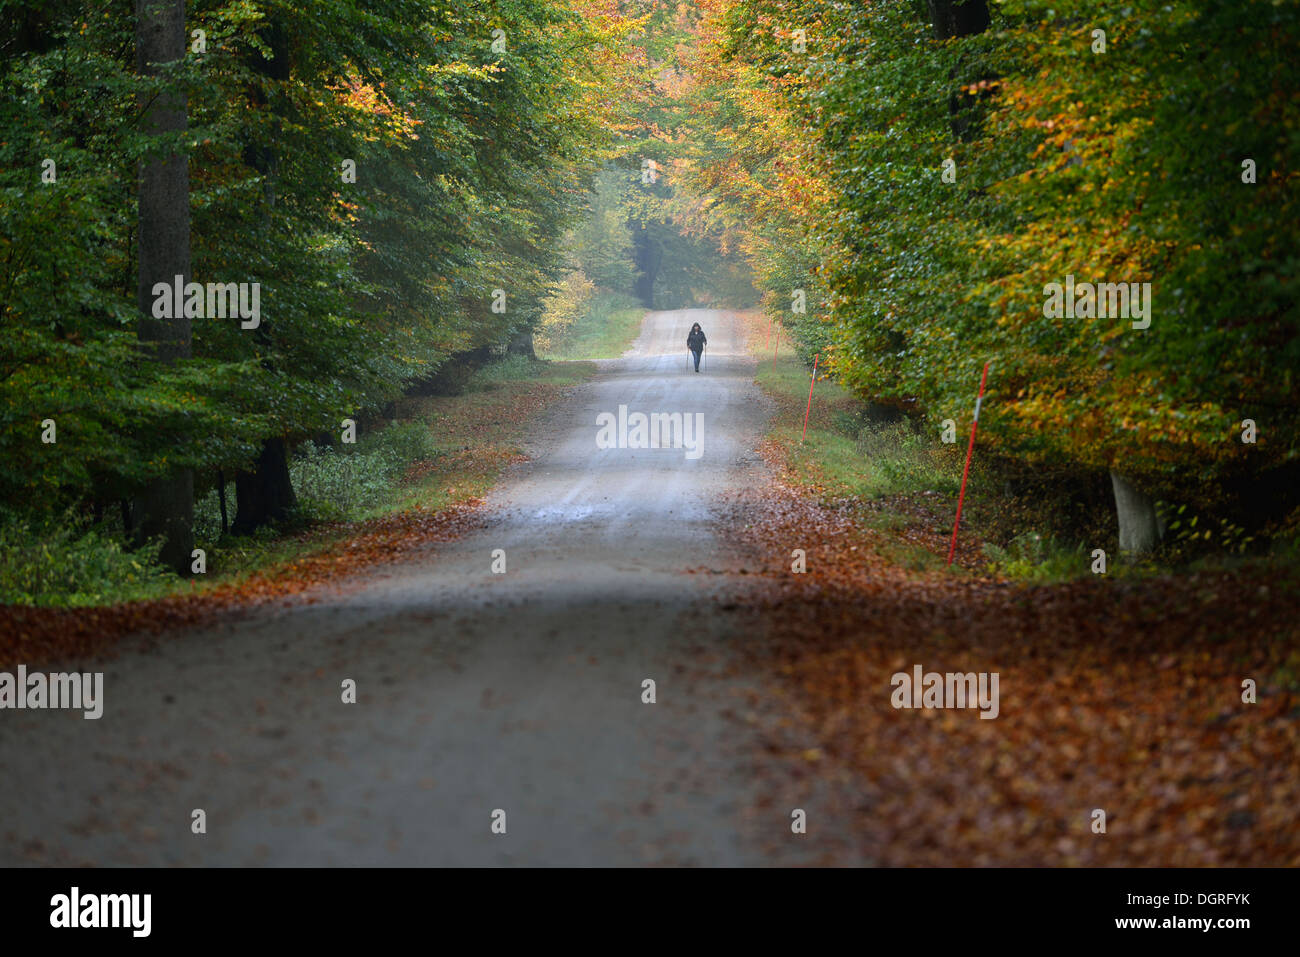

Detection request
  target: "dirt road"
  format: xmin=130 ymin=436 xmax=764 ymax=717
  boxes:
xmin=0 ymin=309 xmax=841 ymax=867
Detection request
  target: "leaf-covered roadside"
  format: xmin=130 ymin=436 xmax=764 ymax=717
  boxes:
xmin=0 ymin=503 xmax=484 ymax=672
xmin=0 ymin=358 xmax=597 ymax=667
xmin=717 ymin=481 xmax=1300 ymax=865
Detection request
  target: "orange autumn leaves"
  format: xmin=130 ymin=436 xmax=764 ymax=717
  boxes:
xmin=720 ymin=480 xmax=1300 ymax=865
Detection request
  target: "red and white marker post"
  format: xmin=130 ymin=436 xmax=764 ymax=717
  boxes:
xmin=801 ymin=353 xmax=820 ymax=443
xmin=772 ymin=326 xmax=780 ymax=366
xmin=946 ymin=361 xmax=991 ymax=568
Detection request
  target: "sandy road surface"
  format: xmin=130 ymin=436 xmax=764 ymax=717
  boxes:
xmin=0 ymin=309 xmax=845 ymax=866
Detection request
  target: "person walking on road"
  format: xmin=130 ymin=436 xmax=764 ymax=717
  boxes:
xmin=687 ymin=322 xmax=707 ymax=373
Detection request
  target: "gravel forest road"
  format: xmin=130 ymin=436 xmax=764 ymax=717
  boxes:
xmin=0 ymin=309 xmax=848 ymax=867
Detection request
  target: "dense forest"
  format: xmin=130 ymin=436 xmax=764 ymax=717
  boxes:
xmin=2 ymin=0 xmax=1297 ymax=595
xmin=3 ymin=0 xmax=629 ymax=577
xmin=671 ymin=0 xmax=1300 ymax=556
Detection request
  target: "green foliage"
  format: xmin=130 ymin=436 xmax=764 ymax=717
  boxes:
xmin=652 ymin=231 xmax=756 ymax=310
xmin=704 ymin=0 xmax=1300 ymax=538
xmin=981 ymin=532 xmax=1090 ymax=583
xmin=854 ymin=422 xmax=961 ymax=500
xmin=1161 ymin=503 xmax=1256 ymax=560
xmin=0 ymin=510 xmax=175 ymax=607
xmin=570 ymin=167 xmax=639 ymax=294
xmin=1 ymin=0 xmax=619 ymax=548
xmin=536 ymin=270 xmax=598 ymax=354
xmin=288 ymin=423 xmax=442 ymax=523
xmin=536 ymin=289 xmax=645 ymax=360
xmin=470 ymin=354 xmax=546 ymax=384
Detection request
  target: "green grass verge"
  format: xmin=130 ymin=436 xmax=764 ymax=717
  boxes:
xmin=755 ymin=352 xmax=1099 ymax=581
xmin=756 ymin=359 xmax=961 ymax=501
xmin=756 ymin=349 xmax=1300 ymax=582
xmin=536 ymin=290 xmax=646 ymax=361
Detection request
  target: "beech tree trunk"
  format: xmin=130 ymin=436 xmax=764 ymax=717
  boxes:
xmin=927 ymin=0 xmax=993 ymax=141
xmin=132 ymin=0 xmax=193 ymax=573
xmin=507 ymin=329 xmax=536 ymax=359
xmin=1110 ymin=470 xmax=1165 ymax=554
xmin=217 ymin=469 xmax=228 ymax=535
xmin=632 ymin=224 xmax=661 ymax=308
xmin=231 ymin=437 xmax=296 ymax=534
xmin=232 ymin=18 xmax=296 ymax=534
xmin=927 ymin=0 xmax=991 ymax=40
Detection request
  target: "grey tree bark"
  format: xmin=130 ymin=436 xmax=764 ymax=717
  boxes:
xmin=927 ymin=0 xmax=991 ymax=41
xmin=927 ymin=0 xmax=994 ymax=141
xmin=507 ymin=329 xmax=537 ymax=359
xmin=133 ymin=0 xmax=193 ymax=573
xmin=231 ymin=18 xmax=298 ymax=534
xmin=1110 ymin=470 xmax=1165 ymax=554
xmin=631 ymin=224 xmax=662 ymax=308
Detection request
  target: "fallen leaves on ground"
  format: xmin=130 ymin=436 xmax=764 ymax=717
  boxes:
xmin=718 ymin=479 xmax=1300 ymax=865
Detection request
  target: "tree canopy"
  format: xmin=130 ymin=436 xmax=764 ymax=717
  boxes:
xmin=666 ymin=0 xmax=1300 ymax=537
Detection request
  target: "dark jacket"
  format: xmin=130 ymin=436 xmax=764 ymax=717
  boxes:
xmin=686 ymin=328 xmax=707 ymax=352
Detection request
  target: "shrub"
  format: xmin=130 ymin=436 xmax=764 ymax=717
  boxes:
xmin=0 ymin=511 xmax=175 ymax=606
xmin=290 ymin=422 xmax=441 ymax=519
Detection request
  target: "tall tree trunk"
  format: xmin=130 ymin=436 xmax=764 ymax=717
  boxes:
xmin=927 ymin=0 xmax=991 ymax=40
xmin=231 ymin=437 xmax=296 ymax=534
xmin=631 ymin=224 xmax=661 ymax=308
xmin=133 ymin=0 xmax=193 ymax=573
xmin=1110 ymin=470 xmax=1165 ymax=554
xmin=507 ymin=329 xmax=536 ymax=359
xmin=232 ymin=18 xmax=296 ymax=534
xmin=927 ymin=0 xmax=993 ymax=141
xmin=216 ymin=469 xmax=228 ymax=536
